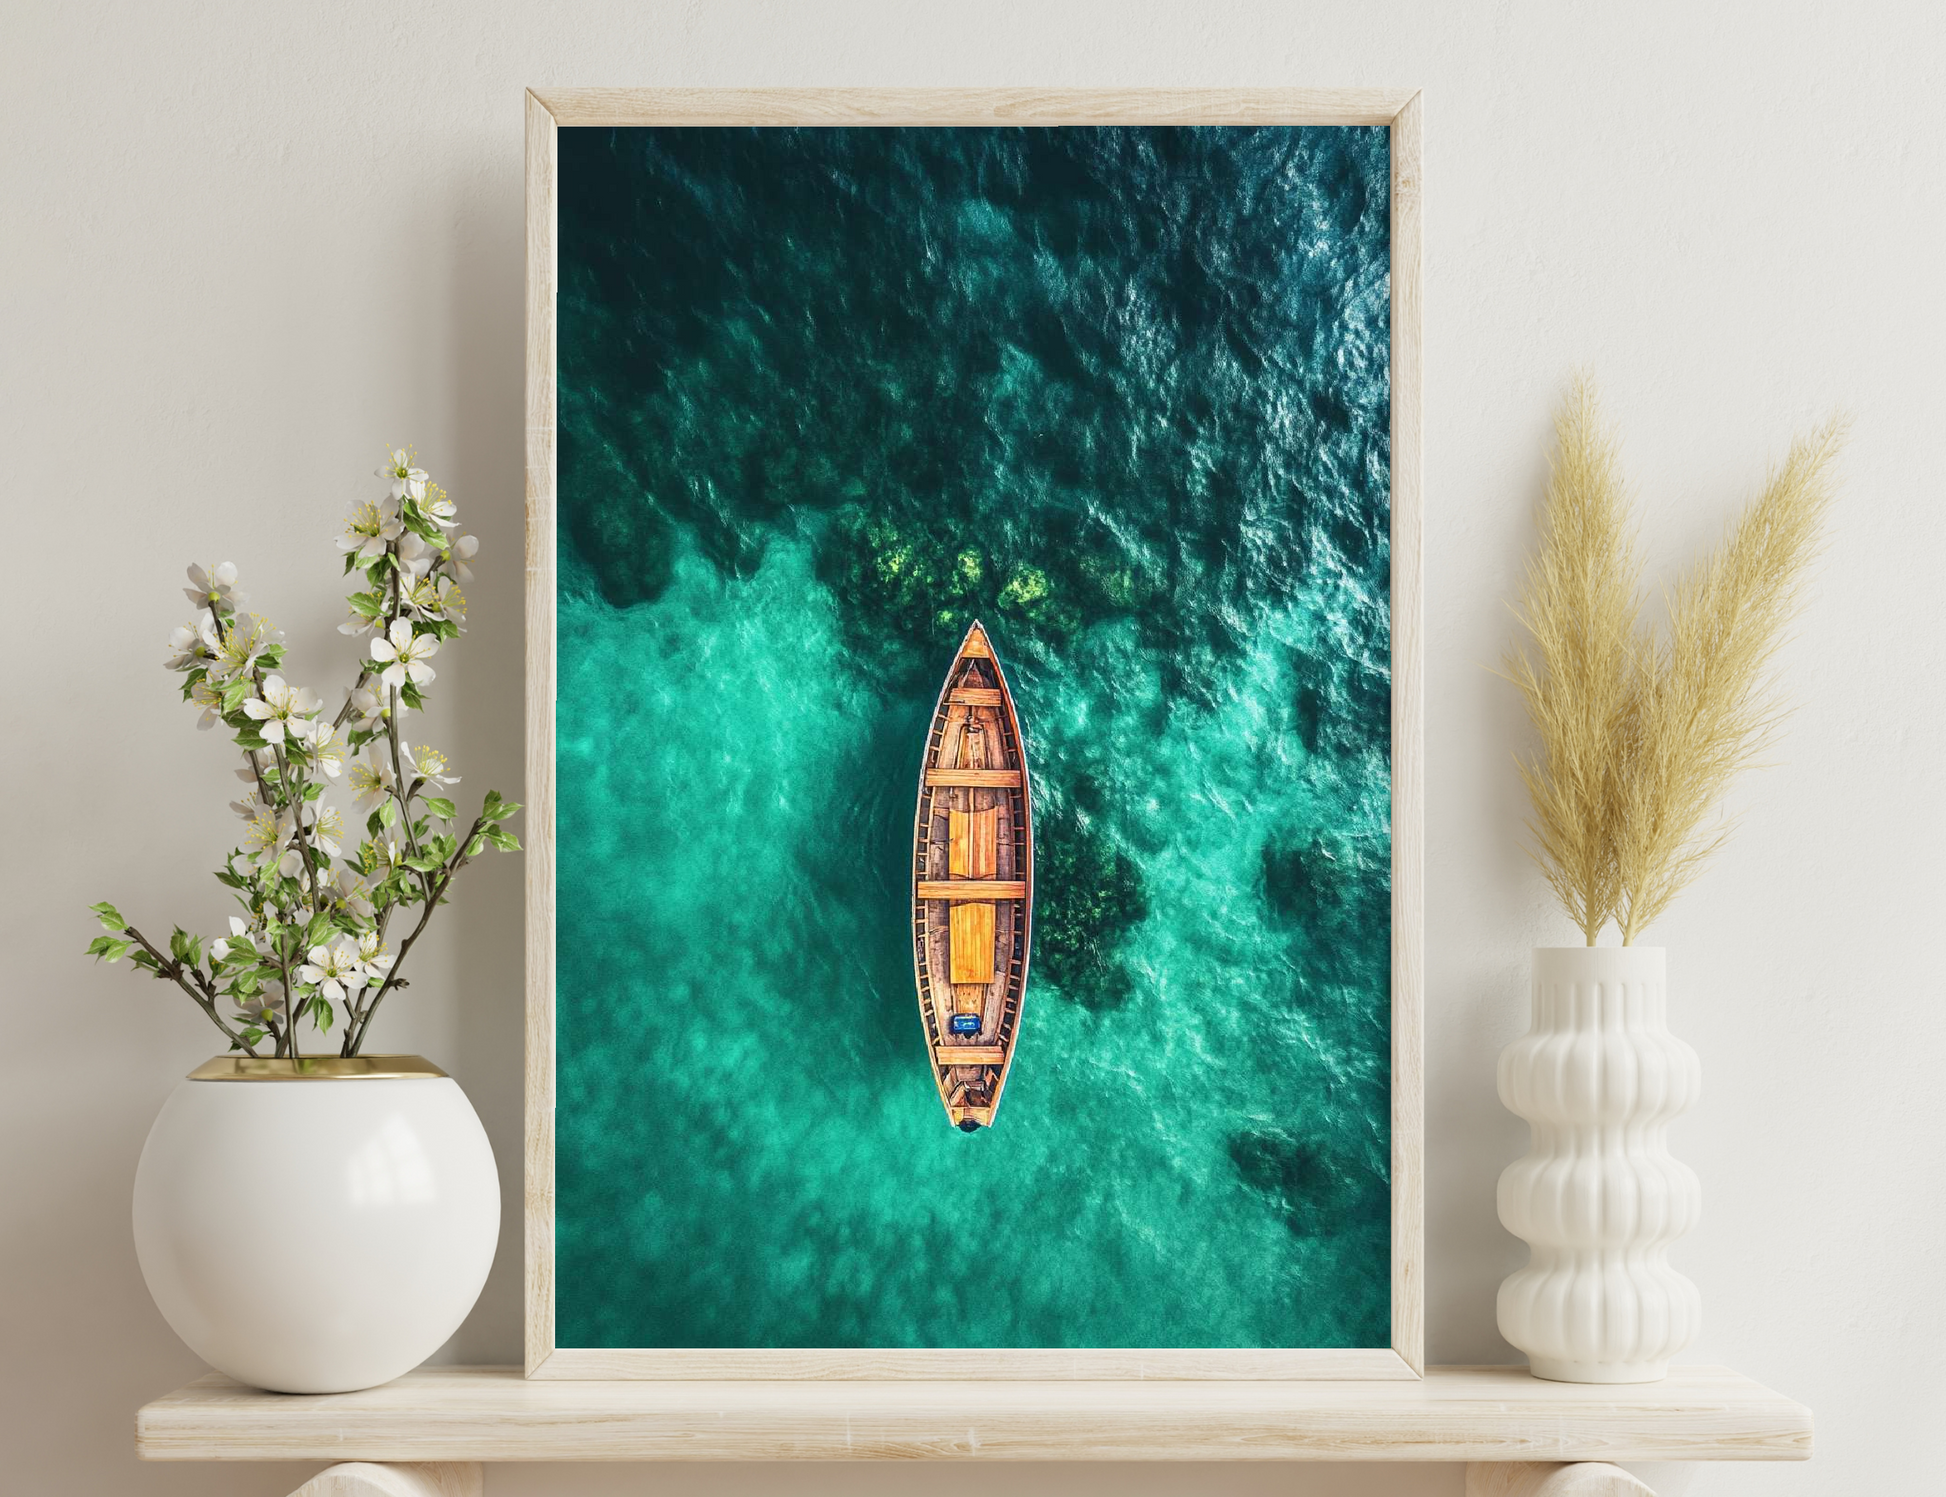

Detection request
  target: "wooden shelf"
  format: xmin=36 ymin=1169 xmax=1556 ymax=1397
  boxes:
xmin=137 ymin=1365 xmax=1811 ymax=1464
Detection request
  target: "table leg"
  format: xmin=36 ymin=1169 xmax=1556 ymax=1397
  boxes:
xmin=286 ymin=1463 xmax=484 ymax=1497
xmin=1467 ymin=1464 xmax=1656 ymax=1497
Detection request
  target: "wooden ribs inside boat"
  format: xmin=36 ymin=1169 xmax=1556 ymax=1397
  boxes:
xmin=911 ymin=619 xmax=1033 ymax=1132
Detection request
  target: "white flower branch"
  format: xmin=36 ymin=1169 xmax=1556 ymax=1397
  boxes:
xmin=88 ymin=449 xmax=520 ymax=1058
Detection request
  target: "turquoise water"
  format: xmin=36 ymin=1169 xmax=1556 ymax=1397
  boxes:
xmin=555 ymin=126 xmax=1393 ymax=1350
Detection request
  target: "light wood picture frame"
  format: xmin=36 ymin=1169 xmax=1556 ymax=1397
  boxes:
xmin=525 ymin=87 xmax=1423 ymax=1381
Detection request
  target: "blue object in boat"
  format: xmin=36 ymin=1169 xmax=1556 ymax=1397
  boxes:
xmin=950 ymin=1014 xmax=981 ymax=1035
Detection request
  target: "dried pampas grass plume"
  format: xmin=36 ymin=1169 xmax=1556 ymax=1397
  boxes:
xmin=1506 ymin=378 xmax=1640 ymax=944
xmin=1508 ymin=382 xmax=1845 ymax=945
xmin=1614 ymin=418 xmax=1848 ymax=941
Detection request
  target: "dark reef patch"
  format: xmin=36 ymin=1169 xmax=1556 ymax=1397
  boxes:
xmin=1032 ymin=796 xmax=1150 ymax=1013
xmin=1228 ymin=1126 xmax=1389 ymax=1240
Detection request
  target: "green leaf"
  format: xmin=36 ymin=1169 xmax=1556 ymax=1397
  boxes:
xmin=312 ymin=997 xmax=335 ymax=1035
xmin=213 ymin=867 xmax=245 ymax=890
xmin=399 ymin=680 xmax=427 ymax=712
xmin=222 ymin=676 xmax=251 ymax=713
xmin=89 ymin=901 xmax=126 ymax=932
xmin=87 ymin=935 xmax=132 ymax=963
xmin=465 ymin=836 xmax=486 ymax=859
xmin=168 ymin=927 xmax=190 ymax=962
xmin=347 ymin=591 xmax=384 ymax=619
xmin=186 ymin=935 xmax=204 ymax=969
xmin=241 ymin=1027 xmax=265 ymax=1046
xmin=234 ymin=728 xmax=269 ymax=751
xmin=404 ymin=851 xmax=443 ymax=873
xmin=483 ymin=794 xmax=522 ymax=824
xmin=484 ymin=826 xmax=522 ymax=852
xmin=130 ymin=948 xmax=160 ymax=972
xmin=303 ymin=911 xmax=333 ymax=949
xmin=378 ymin=798 xmax=399 ymax=828
xmin=424 ymin=797 xmax=456 ymax=822
xmin=366 ymin=811 xmax=386 ymax=838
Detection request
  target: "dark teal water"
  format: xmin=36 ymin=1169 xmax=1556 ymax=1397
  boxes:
xmin=555 ymin=126 xmax=1393 ymax=1350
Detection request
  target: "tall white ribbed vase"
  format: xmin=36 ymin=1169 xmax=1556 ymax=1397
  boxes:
xmin=1496 ymin=946 xmax=1702 ymax=1382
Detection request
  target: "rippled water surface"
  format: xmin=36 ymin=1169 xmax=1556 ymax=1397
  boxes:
xmin=555 ymin=126 xmax=1393 ymax=1350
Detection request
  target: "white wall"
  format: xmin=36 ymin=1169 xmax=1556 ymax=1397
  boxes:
xmin=4 ymin=2 xmax=1939 ymax=1493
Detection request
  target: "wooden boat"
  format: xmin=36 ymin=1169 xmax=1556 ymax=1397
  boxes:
xmin=912 ymin=620 xmax=1033 ymax=1132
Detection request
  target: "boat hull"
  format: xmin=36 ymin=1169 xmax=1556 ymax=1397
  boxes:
xmin=911 ymin=621 xmax=1033 ymax=1131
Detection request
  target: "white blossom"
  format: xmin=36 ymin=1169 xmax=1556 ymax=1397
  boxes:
xmin=347 ymin=750 xmax=395 ymax=813
xmin=208 ymin=613 xmax=282 ymax=684
xmin=328 ymin=868 xmax=376 ymax=923
xmin=165 ymin=611 xmax=218 ymax=671
xmin=377 ymin=449 xmax=428 ymax=502
xmin=189 ymin=677 xmax=226 ymax=731
xmin=311 ymin=805 xmax=345 ymax=858
xmin=345 ymin=684 xmax=394 ymax=734
xmin=403 ymin=741 xmax=459 ymax=792
xmin=405 ymin=573 xmax=466 ymax=623
xmin=241 ymin=675 xmax=320 ymax=746
xmin=396 ymin=531 xmax=435 ymax=580
xmin=357 ymin=929 xmax=396 ymax=984
xmin=241 ymin=804 xmax=287 ymax=869
xmin=299 ymin=935 xmax=369 ymax=1007
xmin=443 ymin=533 xmax=479 ymax=584
xmin=183 ymin=562 xmax=240 ymax=611
xmin=420 ymin=483 xmax=458 ymax=530
xmin=297 ymin=719 xmax=349 ymax=778
xmin=369 ymin=618 xmax=437 ymax=690
xmin=233 ymin=980 xmax=288 ymax=1029
xmin=338 ymin=498 xmax=402 ymax=564
xmin=337 ymin=603 xmax=380 ymax=637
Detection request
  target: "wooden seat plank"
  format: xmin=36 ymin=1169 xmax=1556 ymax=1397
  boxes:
xmin=925 ymin=768 xmax=1021 ymax=788
xmin=917 ymin=880 xmax=1027 ymax=901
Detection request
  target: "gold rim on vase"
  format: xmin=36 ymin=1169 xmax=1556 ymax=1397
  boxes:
xmin=186 ymin=1055 xmax=448 ymax=1081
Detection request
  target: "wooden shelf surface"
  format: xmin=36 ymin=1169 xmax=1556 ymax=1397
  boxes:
xmin=137 ymin=1365 xmax=1811 ymax=1464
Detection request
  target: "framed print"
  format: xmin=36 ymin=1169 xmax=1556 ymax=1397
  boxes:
xmin=525 ymin=88 xmax=1423 ymax=1379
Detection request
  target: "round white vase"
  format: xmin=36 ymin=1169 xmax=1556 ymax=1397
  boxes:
xmin=1496 ymin=946 xmax=1702 ymax=1383
xmin=133 ymin=1055 xmax=499 ymax=1394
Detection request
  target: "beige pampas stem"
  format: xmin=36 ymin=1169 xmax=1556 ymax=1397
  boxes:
xmin=1507 ymin=382 xmax=1845 ymax=945
xmin=1506 ymin=378 xmax=1640 ymax=944
xmin=1613 ymin=417 xmax=1848 ymax=941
